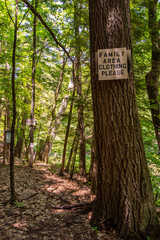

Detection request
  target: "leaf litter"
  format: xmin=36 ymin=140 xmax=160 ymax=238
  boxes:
xmin=0 ymin=162 xmax=122 ymax=240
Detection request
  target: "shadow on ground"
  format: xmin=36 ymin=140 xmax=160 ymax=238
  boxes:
xmin=0 ymin=162 xmax=122 ymax=240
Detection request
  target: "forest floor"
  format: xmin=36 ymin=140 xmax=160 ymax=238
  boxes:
xmin=0 ymin=161 xmax=122 ymax=240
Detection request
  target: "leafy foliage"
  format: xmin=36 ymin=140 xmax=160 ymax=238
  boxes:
xmin=0 ymin=0 xmax=160 ymax=206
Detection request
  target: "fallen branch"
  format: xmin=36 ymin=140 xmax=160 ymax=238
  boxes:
xmin=21 ymin=192 xmax=38 ymax=201
xmin=53 ymin=202 xmax=90 ymax=210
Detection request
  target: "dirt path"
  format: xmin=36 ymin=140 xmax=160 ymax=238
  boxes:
xmin=0 ymin=162 xmax=122 ymax=240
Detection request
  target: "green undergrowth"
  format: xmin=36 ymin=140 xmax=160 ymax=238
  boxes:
xmin=14 ymin=201 xmax=25 ymax=208
xmin=149 ymin=165 xmax=160 ymax=207
xmin=141 ymin=116 xmax=160 ymax=206
xmin=48 ymin=150 xmax=91 ymax=175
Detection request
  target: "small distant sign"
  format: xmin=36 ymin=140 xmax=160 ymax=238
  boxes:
xmin=5 ymin=130 xmax=11 ymax=144
xmin=98 ymin=48 xmax=128 ymax=80
xmin=26 ymin=119 xmax=36 ymax=126
xmin=30 ymin=143 xmax=34 ymax=148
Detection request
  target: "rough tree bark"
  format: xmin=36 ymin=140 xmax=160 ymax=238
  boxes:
xmin=145 ymin=0 xmax=160 ymax=151
xmin=89 ymin=0 xmax=160 ymax=239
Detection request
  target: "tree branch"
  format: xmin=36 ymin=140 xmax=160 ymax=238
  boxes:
xmin=21 ymin=0 xmax=73 ymax=62
xmin=53 ymin=202 xmax=90 ymax=210
xmin=5 ymin=0 xmax=14 ymax=24
xmin=17 ymin=8 xmax=29 ymax=29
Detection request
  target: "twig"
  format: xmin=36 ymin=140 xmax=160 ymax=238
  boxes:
xmin=53 ymin=202 xmax=90 ymax=210
xmin=17 ymin=8 xmax=29 ymax=29
xmin=21 ymin=192 xmax=38 ymax=201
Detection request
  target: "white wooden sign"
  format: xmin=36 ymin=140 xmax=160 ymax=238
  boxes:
xmin=98 ymin=48 xmax=128 ymax=80
xmin=30 ymin=143 xmax=34 ymax=148
xmin=26 ymin=119 xmax=36 ymax=126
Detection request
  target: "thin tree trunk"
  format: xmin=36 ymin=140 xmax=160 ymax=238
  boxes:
xmin=4 ymin=72 xmax=11 ymax=164
xmin=66 ymin=124 xmax=79 ymax=172
xmin=145 ymin=0 xmax=160 ymax=151
xmin=10 ymin=0 xmax=18 ymax=204
xmin=29 ymin=0 xmax=38 ymax=167
xmin=60 ymin=89 xmax=75 ymax=176
xmin=3 ymin=114 xmax=6 ymax=165
xmin=89 ymin=0 xmax=159 ymax=239
xmin=16 ymin=108 xmax=27 ymax=159
xmin=0 ymin=98 xmax=2 ymax=122
xmin=78 ymin=102 xmax=86 ymax=176
xmin=19 ymin=98 xmax=28 ymax=161
xmin=36 ymin=139 xmax=45 ymax=161
xmin=43 ymin=94 xmax=70 ymax=163
xmin=66 ymin=135 xmax=76 ymax=173
xmin=44 ymin=136 xmax=50 ymax=164
xmin=15 ymin=137 xmax=23 ymax=159
xmin=43 ymin=55 xmax=67 ymax=163
xmin=89 ymin=131 xmax=97 ymax=194
xmin=70 ymin=133 xmax=79 ymax=179
xmin=74 ymin=0 xmax=86 ymax=176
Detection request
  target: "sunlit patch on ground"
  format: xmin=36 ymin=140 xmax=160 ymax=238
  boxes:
xmin=0 ymin=162 xmax=122 ymax=240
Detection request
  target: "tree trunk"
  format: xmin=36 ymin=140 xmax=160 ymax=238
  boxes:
xmin=44 ymin=136 xmax=50 ymax=164
xmin=5 ymin=85 xmax=11 ymax=164
xmin=60 ymin=90 xmax=75 ymax=176
xmin=74 ymin=0 xmax=86 ymax=176
xmin=0 ymin=98 xmax=2 ymax=123
xmin=70 ymin=133 xmax=79 ymax=179
xmin=36 ymin=139 xmax=45 ymax=161
xmin=145 ymin=0 xmax=160 ymax=151
xmin=89 ymin=0 xmax=159 ymax=239
xmin=10 ymin=0 xmax=18 ymax=204
xmin=15 ymin=137 xmax=23 ymax=159
xmin=16 ymin=105 xmax=27 ymax=159
xmin=29 ymin=0 xmax=38 ymax=167
xmin=66 ymin=135 xmax=76 ymax=173
xmin=42 ymin=55 xmax=68 ymax=163
xmin=43 ymin=94 xmax=70 ymax=163
xmin=89 ymin=131 xmax=97 ymax=194
xmin=78 ymin=102 xmax=86 ymax=176
xmin=3 ymin=114 xmax=7 ymax=165
xmin=66 ymin=124 xmax=79 ymax=173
